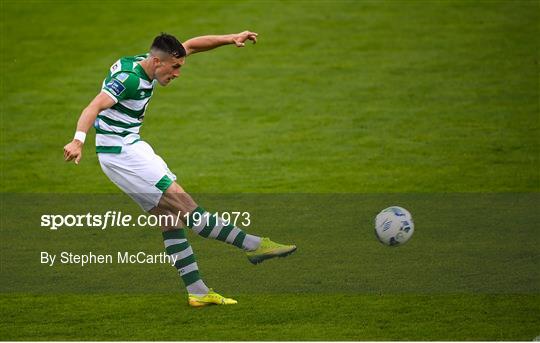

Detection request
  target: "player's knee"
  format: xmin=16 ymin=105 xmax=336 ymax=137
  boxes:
xmin=165 ymin=182 xmax=184 ymax=194
xmin=164 ymin=184 xmax=198 ymax=212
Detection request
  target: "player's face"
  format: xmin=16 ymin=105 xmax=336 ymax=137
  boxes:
xmin=155 ymin=55 xmax=185 ymax=86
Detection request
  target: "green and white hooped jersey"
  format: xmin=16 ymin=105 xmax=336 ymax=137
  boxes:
xmin=95 ymin=53 xmax=156 ymax=153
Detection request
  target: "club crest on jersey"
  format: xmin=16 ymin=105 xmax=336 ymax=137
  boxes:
xmin=106 ymin=79 xmax=126 ymax=96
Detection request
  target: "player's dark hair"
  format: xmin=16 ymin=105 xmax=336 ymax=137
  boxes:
xmin=151 ymin=33 xmax=186 ymax=58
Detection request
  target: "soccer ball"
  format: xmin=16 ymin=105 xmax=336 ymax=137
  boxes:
xmin=375 ymin=206 xmax=414 ymax=246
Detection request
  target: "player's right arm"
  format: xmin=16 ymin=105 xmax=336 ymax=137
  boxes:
xmin=63 ymin=92 xmax=115 ymax=164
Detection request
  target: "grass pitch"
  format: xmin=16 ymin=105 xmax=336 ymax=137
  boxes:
xmin=1 ymin=0 xmax=539 ymax=341
xmin=2 ymin=294 xmax=538 ymax=341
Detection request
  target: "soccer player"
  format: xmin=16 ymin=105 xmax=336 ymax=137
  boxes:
xmin=63 ymin=32 xmax=296 ymax=307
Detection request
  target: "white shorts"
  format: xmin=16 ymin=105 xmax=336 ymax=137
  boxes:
xmin=97 ymin=141 xmax=177 ymax=212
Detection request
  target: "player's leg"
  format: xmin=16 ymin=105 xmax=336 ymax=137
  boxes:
xmin=156 ymin=182 xmax=261 ymax=249
xmin=97 ymin=146 xmax=235 ymax=306
xmin=130 ymin=142 xmax=295 ymax=260
xmin=149 ymin=206 xmax=237 ymax=306
xmin=157 ymin=182 xmax=297 ymax=264
xmin=149 ymin=206 xmax=207 ymax=295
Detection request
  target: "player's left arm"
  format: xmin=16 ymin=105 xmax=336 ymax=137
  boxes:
xmin=183 ymin=31 xmax=258 ymax=56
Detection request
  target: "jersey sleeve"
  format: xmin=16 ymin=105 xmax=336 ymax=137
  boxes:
xmin=102 ymin=72 xmax=140 ymax=103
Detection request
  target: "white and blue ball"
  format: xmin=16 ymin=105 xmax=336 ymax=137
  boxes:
xmin=375 ymin=206 xmax=414 ymax=246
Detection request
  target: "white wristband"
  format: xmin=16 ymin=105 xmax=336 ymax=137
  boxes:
xmin=74 ymin=131 xmax=86 ymax=143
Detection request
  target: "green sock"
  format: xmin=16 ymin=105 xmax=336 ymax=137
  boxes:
xmin=162 ymin=229 xmax=209 ymax=295
xmin=187 ymin=207 xmax=261 ymax=251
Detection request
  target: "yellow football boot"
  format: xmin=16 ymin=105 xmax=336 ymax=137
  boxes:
xmin=188 ymin=289 xmax=238 ymax=307
xmin=246 ymin=237 xmax=297 ymax=265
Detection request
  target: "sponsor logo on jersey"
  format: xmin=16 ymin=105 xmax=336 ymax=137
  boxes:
xmin=110 ymin=61 xmax=120 ymax=73
xmin=106 ymin=79 xmax=126 ymax=97
xmin=116 ymin=73 xmax=129 ymax=83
